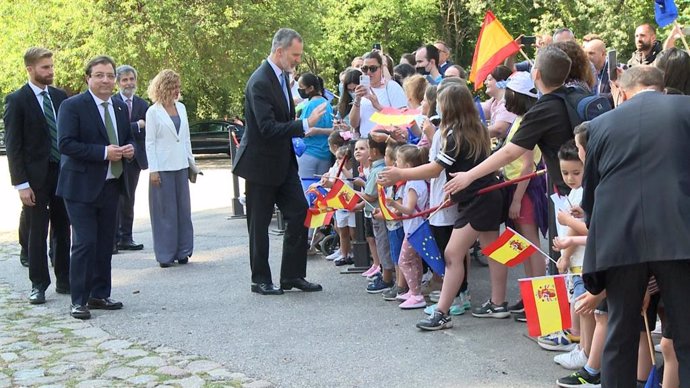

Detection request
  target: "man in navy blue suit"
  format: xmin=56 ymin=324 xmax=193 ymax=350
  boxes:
xmin=113 ymin=65 xmax=149 ymax=252
xmin=57 ymin=56 xmax=135 ymax=319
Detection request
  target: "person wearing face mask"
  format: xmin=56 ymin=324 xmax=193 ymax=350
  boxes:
xmin=414 ymin=44 xmax=443 ymax=85
xmin=297 ymin=72 xmax=334 ymax=179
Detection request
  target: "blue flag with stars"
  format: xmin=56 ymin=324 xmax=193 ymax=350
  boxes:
xmin=655 ymin=0 xmax=678 ymax=28
xmin=408 ymin=220 xmax=445 ymax=275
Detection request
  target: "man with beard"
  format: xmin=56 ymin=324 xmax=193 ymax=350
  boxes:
xmin=233 ymin=28 xmax=326 ymax=295
xmin=4 ymin=47 xmax=71 ymax=303
xmin=112 ymin=65 xmax=149 ymax=253
xmin=628 ymin=23 xmax=663 ymax=66
xmin=414 ymin=44 xmax=443 ymax=85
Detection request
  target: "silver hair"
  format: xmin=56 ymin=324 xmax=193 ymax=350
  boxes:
xmin=116 ymin=64 xmax=138 ymax=81
xmin=271 ymin=28 xmax=302 ymax=53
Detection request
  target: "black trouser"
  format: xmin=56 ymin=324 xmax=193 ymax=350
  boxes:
xmin=19 ymin=207 xmax=29 ymax=257
xmin=116 ymin=166 xmax=141 ymax=243
xmin=65 ymin=180 xmax=119 ymax=306
xmin=431 ymin=225 xmax=468 ymax=293
xmin=27 ymin=163 xmax=70 ymax=291
xmin=603 ymin=260 xmax=690 ymax=388
xmin=245 ymin=168 xmax=308 ymax=285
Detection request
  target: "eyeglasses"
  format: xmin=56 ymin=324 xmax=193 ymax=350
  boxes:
xmin=91 ymin=73 xmax=116 ymax=80
xmin=361 ymin=65 xmax=379 ymax=73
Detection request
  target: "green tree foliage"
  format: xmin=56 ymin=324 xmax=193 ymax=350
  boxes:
xmin=1 ymin=0 xmax=687 ymax=120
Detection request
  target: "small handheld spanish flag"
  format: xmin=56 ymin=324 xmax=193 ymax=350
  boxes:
xmin=519 ymin=275 xmax=571 ymax=337
xmin=304 ymin=208 xmax=334 ymax=229
xmin=377 ymin=184 xmax=398 ymax=221
xmin=323 ymin=180 xmax=359 ymax=211
xmin=481 ymin=227 xmax=538 ymax=267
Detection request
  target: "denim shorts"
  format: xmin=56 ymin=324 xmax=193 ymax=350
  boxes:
xmin=388 ymin=227 xmax=404 ymax=265
xmin=570 ymin=275 xmax=586 ymax=302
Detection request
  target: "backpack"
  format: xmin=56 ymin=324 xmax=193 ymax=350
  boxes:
xmin=552 ymin=85 xmax=612 ymax=128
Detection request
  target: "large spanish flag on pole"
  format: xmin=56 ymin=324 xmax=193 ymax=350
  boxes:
xmin=481 ymin=227 xmax=538 ymax=267
xmin=519 ymin=275 xmax=571 ymax=337
xmin=468 ymin=10 xmax=521 ymax=90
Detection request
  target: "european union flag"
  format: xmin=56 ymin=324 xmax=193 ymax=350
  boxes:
xmin=655 ymin=0 xmax=678 ymax=28
xmin=644 ymin=366 xmax=660 ymax=388
xmin=408 ymin=220 xmax=445 ymax=275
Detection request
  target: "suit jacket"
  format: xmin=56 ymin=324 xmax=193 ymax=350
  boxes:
xmin=582 ymin=91 xmax=690 ymax=274
xmin=145 ymin=102 xmax=194 ymax=172
xmin=4 ymin=84 xmax=68 ymax=189
xmin=112 ymin=93 xmax=149 ymax=170
xmin=56 ymin=91 xmax=135 ymax=203
xmin=232 ymin=60 xmax=304 ymax=186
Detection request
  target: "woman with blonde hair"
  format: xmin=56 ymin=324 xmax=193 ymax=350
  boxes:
xmin=145 ymin=69 xmax=195 ymax=268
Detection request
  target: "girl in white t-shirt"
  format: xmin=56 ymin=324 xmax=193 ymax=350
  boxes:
xmin=385 ymin=145 xmax=429 ymax=309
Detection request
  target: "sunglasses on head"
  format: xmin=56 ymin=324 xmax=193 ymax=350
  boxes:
xmin=361 ymin=65 xmax=379 ymax=73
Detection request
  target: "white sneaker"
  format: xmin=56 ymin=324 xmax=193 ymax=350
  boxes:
xmin=325 ymin=250 xmax=343 ymax=261
xmin=554 ymin=347 xmax=588 ymax=370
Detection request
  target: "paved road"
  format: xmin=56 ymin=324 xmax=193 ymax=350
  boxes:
xmin=0 ymin=155 xmax=566 ymax=387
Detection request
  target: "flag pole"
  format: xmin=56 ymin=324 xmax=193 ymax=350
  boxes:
xmin=642 ymin=312 xmax=657 ymax=366
xmin=477 ymin=169 xmax=546 ymax=194
xmin=674 ymin=21 xmax=690 ymax=51
xmin=519 ymin=49 xmax=534 ymax=67
xmin=506 ymin=226 xmax=558 ymax=265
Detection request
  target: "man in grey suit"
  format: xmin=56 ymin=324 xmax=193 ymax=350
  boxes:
xmin=582 ymin=65 xmax=690 ymax=387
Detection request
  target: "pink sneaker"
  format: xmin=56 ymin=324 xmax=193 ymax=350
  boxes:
xmin=395 ymin=290 xmax=412 ymax=301
xmin=361 ymin=265 xmax=380 ymax=277
xmin=399 ymin=294 xmax=427 ymax=309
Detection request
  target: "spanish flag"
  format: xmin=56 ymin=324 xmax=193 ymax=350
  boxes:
xmin=377 ymin=184 xmax=398 ymax=221
xmin=323 ymin=179 xmax=359 ymax=211
xmin=519 ymin=275 xmax=571 ymax=336
xmin=481 ymin=227 xmax=538 ymax=267
xmin=304 ymin=208 xmax=334 ymax=229
xmin=468 ymin=10 xmax=520 ymax=90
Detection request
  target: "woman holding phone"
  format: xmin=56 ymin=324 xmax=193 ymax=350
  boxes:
xmin=348 ymin=51 xmax=407 ymax=138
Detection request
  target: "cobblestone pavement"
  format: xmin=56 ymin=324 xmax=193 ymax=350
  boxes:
xmin=0 ymin=247 xmax=273 ymax=388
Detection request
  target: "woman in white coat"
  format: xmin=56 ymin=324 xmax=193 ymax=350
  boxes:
xmin=145 ymin=69 xmax=195 ymax=268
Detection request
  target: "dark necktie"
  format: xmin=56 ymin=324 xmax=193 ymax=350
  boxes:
xmin=101 ymin=102 xmax=122 ymax=178
xmin=40 ymin=91 xmax=60 ymax=162
xmin=126 ymin=98 xmax=132 ymax=121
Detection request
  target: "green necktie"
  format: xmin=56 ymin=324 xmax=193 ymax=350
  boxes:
xmin=40 ymin=91 xmax=60 ymax=162
xmin=101 ymin=102 xmax=122 ymax=178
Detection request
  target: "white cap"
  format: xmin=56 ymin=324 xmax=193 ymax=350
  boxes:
xmin=506 ymin=72 xmax=538 ymax=98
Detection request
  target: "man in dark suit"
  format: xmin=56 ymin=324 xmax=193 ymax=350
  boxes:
xmin=233 ymin=28 xmax=326 ymax=295
xmin=582 ymin=66 xmax=690 ymax=387
xmin=57 ymin=55 xmax=135 ymax=319
xmin=4 ymin=47 xmax=71 ymax=304
xmin=113 ymin=65 xmax=149 ymax=252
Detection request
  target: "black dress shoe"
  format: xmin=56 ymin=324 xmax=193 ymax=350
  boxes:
xmin=29 ymin=288 xmax=46 ymax=304
xmin=251 ymin=283 xmax=284 ymax=295
xmin=70 ymin=304 xmax=91 ymax=320
xmin=87 ymin=298 xmax=123 ymax=310
xmin=20 ymin=252 xmax=29 ymax=268
xmin=118 ymin=241 xmax=144 ymax=251
xmin=55 ymin=283 xmax=71 ymax=295
xmin=280 ymin=278 xmax=323 ymax=292
xmin=177 ymin=256 xmax=189 ymax=264
xmin=159 ymin=262 xmax=173 ymax=268
xmin=334 ymin=257 xmax=354 ymax=266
